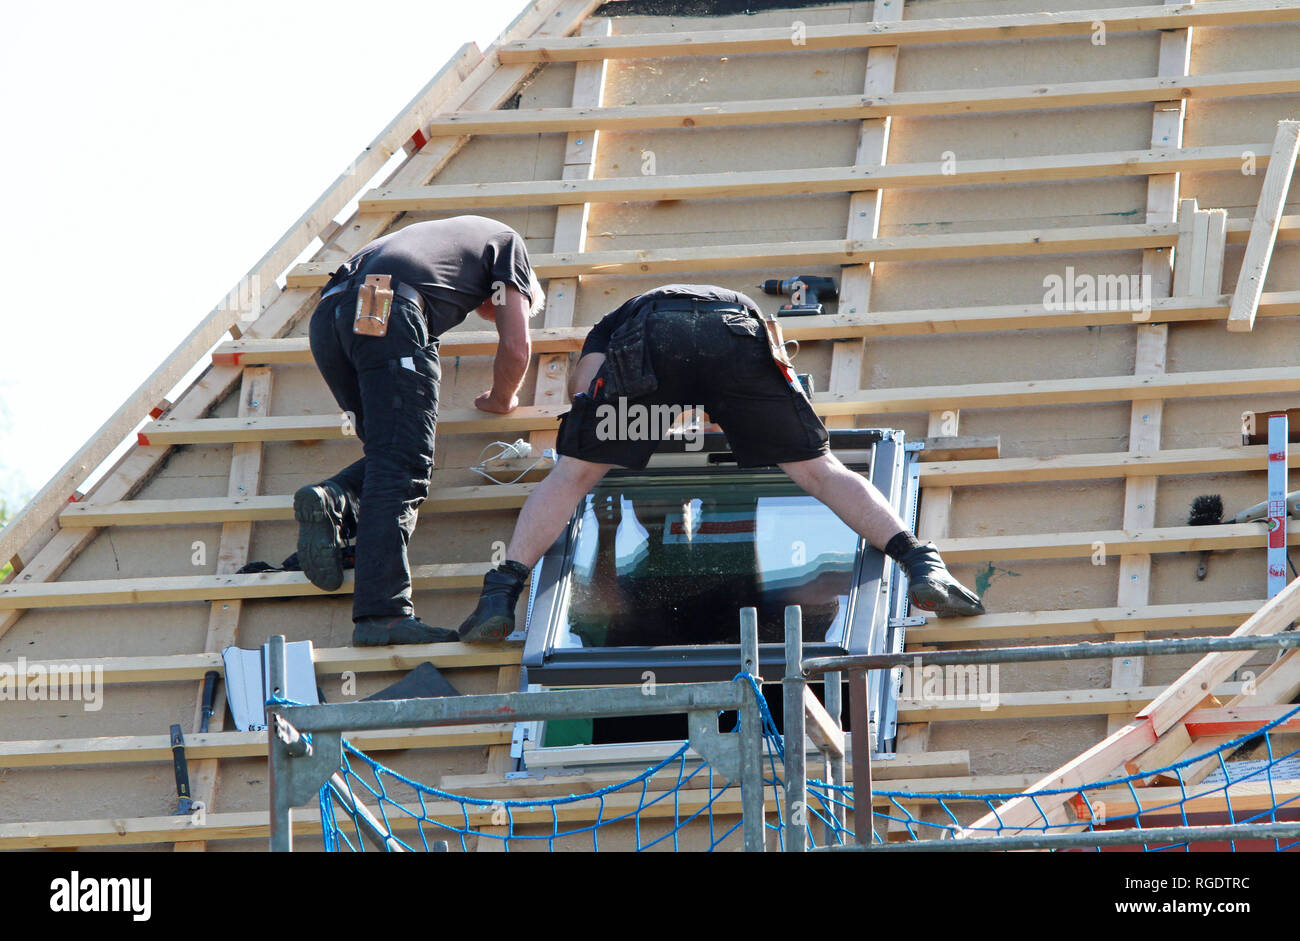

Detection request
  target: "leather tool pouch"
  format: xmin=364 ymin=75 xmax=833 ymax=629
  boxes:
xmin=353 ymin=274 xmax=395 ymax=337
xmin=604 ymin=309 xmax=658 ymax=400
xmin=761 ymin=317 xmax=796 ymax=370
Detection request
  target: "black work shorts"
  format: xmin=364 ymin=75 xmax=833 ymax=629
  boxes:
xmin=556 ymin=307 xmax=830 ymax=469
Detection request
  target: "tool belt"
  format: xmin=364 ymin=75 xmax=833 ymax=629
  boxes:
xmin=321 ymin=271 xmax=424 ymax=337
xmin=602 ymin=297 xmax=804 ymax=400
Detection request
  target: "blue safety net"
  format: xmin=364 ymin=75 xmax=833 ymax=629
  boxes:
xmin=307 ymin=680 xmax=1300 ymax=852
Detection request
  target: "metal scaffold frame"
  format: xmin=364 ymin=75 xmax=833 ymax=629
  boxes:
xmin=264 ymin=631 xmax=769 ymax=852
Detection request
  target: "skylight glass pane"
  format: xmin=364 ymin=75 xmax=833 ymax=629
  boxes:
xmin=556 ymin=475 xmax=859 ymax=649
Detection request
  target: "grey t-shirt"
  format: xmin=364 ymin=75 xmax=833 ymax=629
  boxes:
xmin=329 ymin=215 xmax=535 ymax=337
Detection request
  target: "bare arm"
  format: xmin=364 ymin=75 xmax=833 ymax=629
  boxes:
xmin=570 ymin=352 xmax=606 ymax=396
xmin=475 ymin=287 xmax=532 ymax=414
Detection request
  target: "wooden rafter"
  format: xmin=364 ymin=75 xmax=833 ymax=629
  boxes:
xmin=963 ymin=575 xmax=1300 ymax=837
xmin=1227 ymin=120 xmax=1300 ymax=331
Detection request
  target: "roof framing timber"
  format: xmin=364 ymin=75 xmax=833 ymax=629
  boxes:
xmin=964 ymin=573 xmax=1300 ymax=837
xmin=0 ymin=724 xmax=511 ymax=769
xmin=17 ymin=643 xmax=520 ymax=685
xmin=498 ymin=0 xmax=1300 ymax=62
xmin=4 ymin=523 xmax=1295 ymax=610
xmin=55 ymin=442 xmax=1298 ymax=530
xmin=134 ymin=366 xmax=1300 ymax=445
xmin=424 ymin=69 xmax=1300 ymax=136
xmin=288 ymin=217 xmax=1300 ymax=285
xmin=359 ymin=142 xmax=1289 ymax=211
xmin=211 ymin=292 xmax=1300 ymax=367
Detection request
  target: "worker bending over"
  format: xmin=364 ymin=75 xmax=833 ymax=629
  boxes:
xmin=457 ymin=283 xmax=983 ymax=643
xmin=295 ymin=215 xmax=542 ymax=647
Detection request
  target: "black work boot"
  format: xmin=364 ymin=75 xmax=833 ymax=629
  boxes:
xmin=294 ymin=481 xmax=353 ymax=592
xmin=353 ymin=615 xmax=460 ymax=647
xmin=898 ymin=542 xmax=985 ymax=618
xmin=457 ymin=561 xmax=530 ymax=643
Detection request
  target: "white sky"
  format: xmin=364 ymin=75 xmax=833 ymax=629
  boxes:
xmin=0 ymin=0 xmax=536 ymax=510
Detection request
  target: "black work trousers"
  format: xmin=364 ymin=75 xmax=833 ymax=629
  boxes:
xmin=308 ymin=291 xmax=440 ymax=621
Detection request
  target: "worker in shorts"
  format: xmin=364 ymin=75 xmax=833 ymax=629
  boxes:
xmin=294 ymin=215 xmax=543 ymax=647
xmin=455 ymin=283 xmax=984 ymax=643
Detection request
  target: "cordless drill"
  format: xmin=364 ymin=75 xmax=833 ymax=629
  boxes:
xmin=759 ymin=276 xmax=839 ymax=316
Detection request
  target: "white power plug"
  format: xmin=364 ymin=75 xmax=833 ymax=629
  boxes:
xmin=502 ymin=438 xmax=531 ymax=459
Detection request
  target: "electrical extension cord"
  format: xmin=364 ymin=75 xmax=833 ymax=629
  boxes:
xmin=470 ymin=440 xmax=556 ymax=485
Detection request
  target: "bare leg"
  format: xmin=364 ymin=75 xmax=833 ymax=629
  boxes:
xmin=778 ymin=452 xmax=907 ymax=550
xmin=505 ymin=456 xmax=617 ymax=567
xmin=780 ymin=452 xmax=984 ymax=617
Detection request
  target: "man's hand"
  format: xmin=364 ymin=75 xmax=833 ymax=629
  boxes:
xmin=475 ymin=390 xmax=519 ymax=414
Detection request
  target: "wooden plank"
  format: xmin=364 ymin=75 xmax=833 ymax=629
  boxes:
xmin=1110 ymin=0 xmax=1195 ymax=721
xmin=0 ymin=725 xmax=512 ymax=769
xmin=286 ymin=216 xmax=1296 ymax=284
xmin=423 ymin=70 xmax=1300 ymax=136
xmin=210 ymin=290 xmax=1300 ymax=366
xmin=498 ymin=0 xmax=1300 ymax=62
xmin=803 ymin=685 xmax=845 ymax=758
xmin=963 ymin=720 xmax=1159 ymax=836
xmin=0 ymin=788 xmax=760 ymax=850
xmin=898 ymin=683 xmax=1243 ymax=722
xmin=907 ymin=599 xmax=1261 ymax=644
xmin=0 ymin=44 xmax=484 ymax=573
xmin=1146 ymin=648 xmax=1300 ymax=782
xmin=1139 ymin=575 xmax=1300 ymax=735
xmin=1124 ymin=721 xmax=1194 ymax=780
xmin=1182 ymin=705 xmax=1300 ymax=737
xmin=528 ymin=18 xmax=609 ymax=453
xmin=509 ymin=744 xmax=966 ymax=779
xmin=1086 ymin=779 xmax=1300 ymax=817
xmin=135 ymin=366 xmax=1300 ymax=445
xmin=0 ymin=562 xmax=495 ymax=609
xmin=917 ymin=435 xmax=999 ymax=462
xmin=1227 ymin=120 xmax=1300 ymax=331
xmin=15 ymin=643 xmax=520 ymax=685
xmin=827 ymin=0 xmax=900 ymax=433
xmin=360 ymin=142 xmax=1279 ymax=210
xmin=918 ymin=443 xmax=1300 ymax=487
xmin=936 ymin=520 xmax=1300 ymax=563
xmin=1199 ymin=208 xmax=1229 ymax=296
xmin=896 ymin=407 xmax=952 ymax=794
xmin=57 ymin=444 xmax=1300 ymax=535
xmin=967 ymin=570 xmax=1300 ymax=837
xmin=5 ymin=602 xmax=1257 ymax=685
xmin=60 ymin=483 xmax=535 ymax=527
xmin=177 ymin=366 xmax=271 ymax=852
